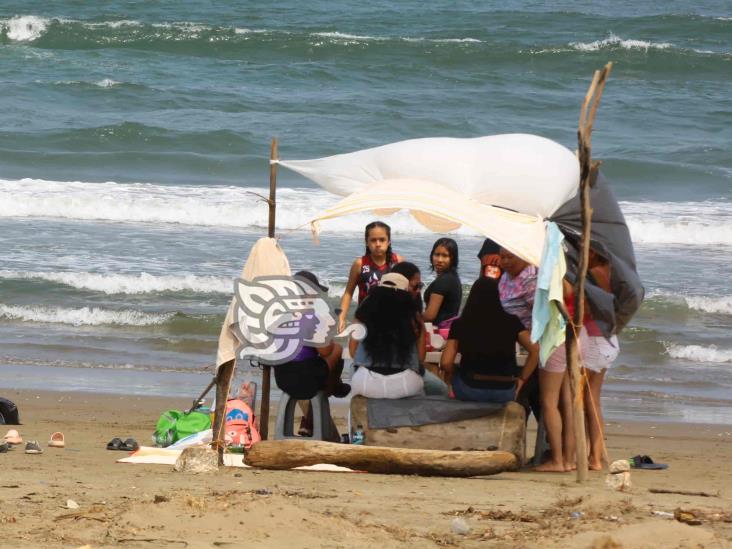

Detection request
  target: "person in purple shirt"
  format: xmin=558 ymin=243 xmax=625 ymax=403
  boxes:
xmin=497 ymin=248 xmax=538 ymax=330
xmin=498 ymin=247 xmax=542 ymax=437
xmin=273 ymin=271 xmax=350 ymax=436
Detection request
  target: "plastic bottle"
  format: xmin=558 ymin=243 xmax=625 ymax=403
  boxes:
xmin=352 ymin=425 xmax=365 ymax=445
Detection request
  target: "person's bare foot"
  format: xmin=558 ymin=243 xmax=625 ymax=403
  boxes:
xmin=564 ymin=462 xmax=577 ymax=472
xmin=534 ymin=461 xmax=566 ymax=472
xmin=588 ymin=461 xmax=603 ymax=471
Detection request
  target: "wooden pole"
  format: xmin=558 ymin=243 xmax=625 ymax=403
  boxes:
xmin=258 ymin=137 xmax=278 ymax=440
xmin=212 ymin=359 xmax=235 ymax=465
xmin=569 ymin=62 xmax=612 ymax=483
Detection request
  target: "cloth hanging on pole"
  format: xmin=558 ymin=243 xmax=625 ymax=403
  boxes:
xmin=215 ymin=237 xmax=291 ymax=371
xmin=531 ymin=221 xmax=567 ymax=364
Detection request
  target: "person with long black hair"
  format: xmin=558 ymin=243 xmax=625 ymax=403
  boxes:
xmin=348 ymin=273 xmax=427 ymax=399
xmin=423 ymin=237 xmax=462 ymax=327
xmin=440 ymin=276 xmax=539 ymax=404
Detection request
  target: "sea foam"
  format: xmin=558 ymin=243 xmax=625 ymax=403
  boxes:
xmin=0 ymin=303 xmax=173 ymax=326
xmin=2 ymin=179 xmax=729 ymax=242
xmin=621 ymin=200 xmax=732 ymax=246
xmin=2 ymin=15 xmax=49 ymax=42
xmin=0 ymin=270 xmax=233 ymax=295
xmin=571 ymin=33 xmax=672 ymax=52
xmin=649 ymin=291 xmax=732 ymax=316
xmin=0 ymin=178 xmax=475 ymax=234
xmin=664 ymin=343 xmax=732 ymax=364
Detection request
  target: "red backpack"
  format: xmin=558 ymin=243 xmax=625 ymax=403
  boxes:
xmin=224 ymin=399 xmax=261 ymax=449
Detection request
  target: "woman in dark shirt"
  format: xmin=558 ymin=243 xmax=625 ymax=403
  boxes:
xmin=423 ymin=237 xmax=462 ymax=327
xmin=440 ymin=276 xmax=539 ymax=404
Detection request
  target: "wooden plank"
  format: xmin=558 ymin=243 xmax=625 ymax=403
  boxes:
xmin=245 ymin=439 xmax=519 ymax=477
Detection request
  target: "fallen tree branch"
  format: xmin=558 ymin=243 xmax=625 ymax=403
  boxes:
xmin=649 ymin=488 xmax=719 ymax=498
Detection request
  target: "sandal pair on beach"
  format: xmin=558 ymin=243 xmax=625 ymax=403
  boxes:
xmin=3 ymin=430 xmax=65 ymax=454
xmin=106 ymin=437 xmax=139 ymax=451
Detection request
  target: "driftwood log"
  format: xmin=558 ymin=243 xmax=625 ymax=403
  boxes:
xmin=245 ymin=439 xmax=518 ymax=477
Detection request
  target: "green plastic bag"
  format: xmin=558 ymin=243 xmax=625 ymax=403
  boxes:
xmin=154 ymin=409 xmax=211 ymax=447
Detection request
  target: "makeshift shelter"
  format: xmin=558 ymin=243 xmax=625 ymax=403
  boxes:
xmin=278 ymin=133 xmax=643 ymax=337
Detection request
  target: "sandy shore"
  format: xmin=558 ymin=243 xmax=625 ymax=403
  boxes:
xmin=1 ymin=388 xmax=730 ymax=548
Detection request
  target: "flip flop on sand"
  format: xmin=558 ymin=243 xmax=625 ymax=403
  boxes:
xmin=106 ymin=437 xmax=124 ymax=451
xmin=0 ymin=442 xmax=9 ymax=453
xmin=120 ymin=438 xmax=139 ymax=451
xmin=48 ymin=432 xmax=65 ymax=448
xmin=24 ymin=441 xmax=43 ymax=454
xmin=629 ymin=454 xmax=668 ymax=470
xmin=3 ymin=429 xmax=23 ymax=445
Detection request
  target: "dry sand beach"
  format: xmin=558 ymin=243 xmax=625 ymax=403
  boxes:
xmin=1 ymin=389 xmax=730 ymax=548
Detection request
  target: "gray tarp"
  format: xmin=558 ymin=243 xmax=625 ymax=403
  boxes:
xmin=550 ymin=171 xmax=644 ymax=336
xmin=366 ymin=395 xmax=504 ymax=429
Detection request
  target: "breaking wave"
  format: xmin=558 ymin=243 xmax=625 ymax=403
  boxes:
xmin=0 ymin=270 xmax=233 ymax=295
xmin=3 ymin=179 xmax=731 ymax=243
xmin=1 ymin=16 xmax=485 ymax=49
xmin=647 ymin=291 xmax=732 ymax=316
xmin=621 ymin=200 xmax=732 ymax=246
xmin=664 ymin=343 xmax=732 ymax=364
xmin=1 ymin=15 xmax=48 ymax=42
xmin=570 ymin=33 xmax=672 ymax=52
xmin=0 ymin=303 xmax=174 ymax=326
xmin=0 ymin=178 xmax=475 ymax=234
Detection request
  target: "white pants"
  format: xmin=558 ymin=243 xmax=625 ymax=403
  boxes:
xmin=350 ymin=367 xmax=424 ymax=399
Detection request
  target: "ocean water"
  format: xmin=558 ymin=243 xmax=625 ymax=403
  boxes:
xmin=1 ymin=1 xmax=730 ymax=424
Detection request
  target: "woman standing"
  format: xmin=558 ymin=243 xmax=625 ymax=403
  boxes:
xmin=338 ymin=221 xmax=403 ymax=332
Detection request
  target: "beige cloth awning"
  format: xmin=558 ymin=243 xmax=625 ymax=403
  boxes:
xmin=216 ymin=237 xmax=291 ymax=370
xmin=310 ymin=179 xmax=546 ymax=266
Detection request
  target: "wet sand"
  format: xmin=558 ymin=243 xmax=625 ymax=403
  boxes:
xmin=1 ymin=388 xmax=731 ymax=548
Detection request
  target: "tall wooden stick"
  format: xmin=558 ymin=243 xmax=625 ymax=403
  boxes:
xmin=258 ymin=137 xmax=278 ymax=440
xmin=568 ymin=62 xmax=612 ymax=483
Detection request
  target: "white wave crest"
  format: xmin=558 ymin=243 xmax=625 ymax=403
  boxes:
xmin=665 ymin=343 xmax=732 ymax=364
xmin=95 ymin=78 xmax=120 ymax=88
xmin=0 ymin=303 xmax=173 ymax=326
xmin=649 ymin=290 xmax=732 ymax=315
xmin=684 ymin=295 xmax=732 ymax=315
xmin=0 ymin=270 xmax=232 ymax=295
xmin=313 ymin=32 xmax=482 ymax=44
xmin=621 ymin=200 xmax=732 ymax=246
xmin=2 ymin=15 xmax=49 ymax=42
xmin=0 ymin=178 xmax=480 ymax=235
xmin=571 ymin=33 xmax=672 ymax=52
xmin=3 ymin=180 xmax=729 ymax=240
xmin=234 ymin=28 xmax=270 ymax=35
xmin=312 ymin=31 xmax=383 ymax=42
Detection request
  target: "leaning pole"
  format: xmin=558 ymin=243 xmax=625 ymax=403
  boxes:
xmin=567 ymin=62 xmax=612 ymax=483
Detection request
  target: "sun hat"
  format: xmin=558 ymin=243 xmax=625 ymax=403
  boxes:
xmin=379 ymin=272 xmax=409 ymax=291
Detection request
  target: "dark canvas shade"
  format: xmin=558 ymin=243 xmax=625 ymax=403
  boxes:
xmin=550 ymin=171 xmax=645 ymax=336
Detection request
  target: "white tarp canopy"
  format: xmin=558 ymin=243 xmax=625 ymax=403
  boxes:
xmin=279 ymin=134 xmax=580 ymax=219
xmin=310 ymin=179 xmax=546 ymax=266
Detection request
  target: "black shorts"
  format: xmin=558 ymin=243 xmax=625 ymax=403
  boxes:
xmin=274 ymin=356 xmax=329 ymax=400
